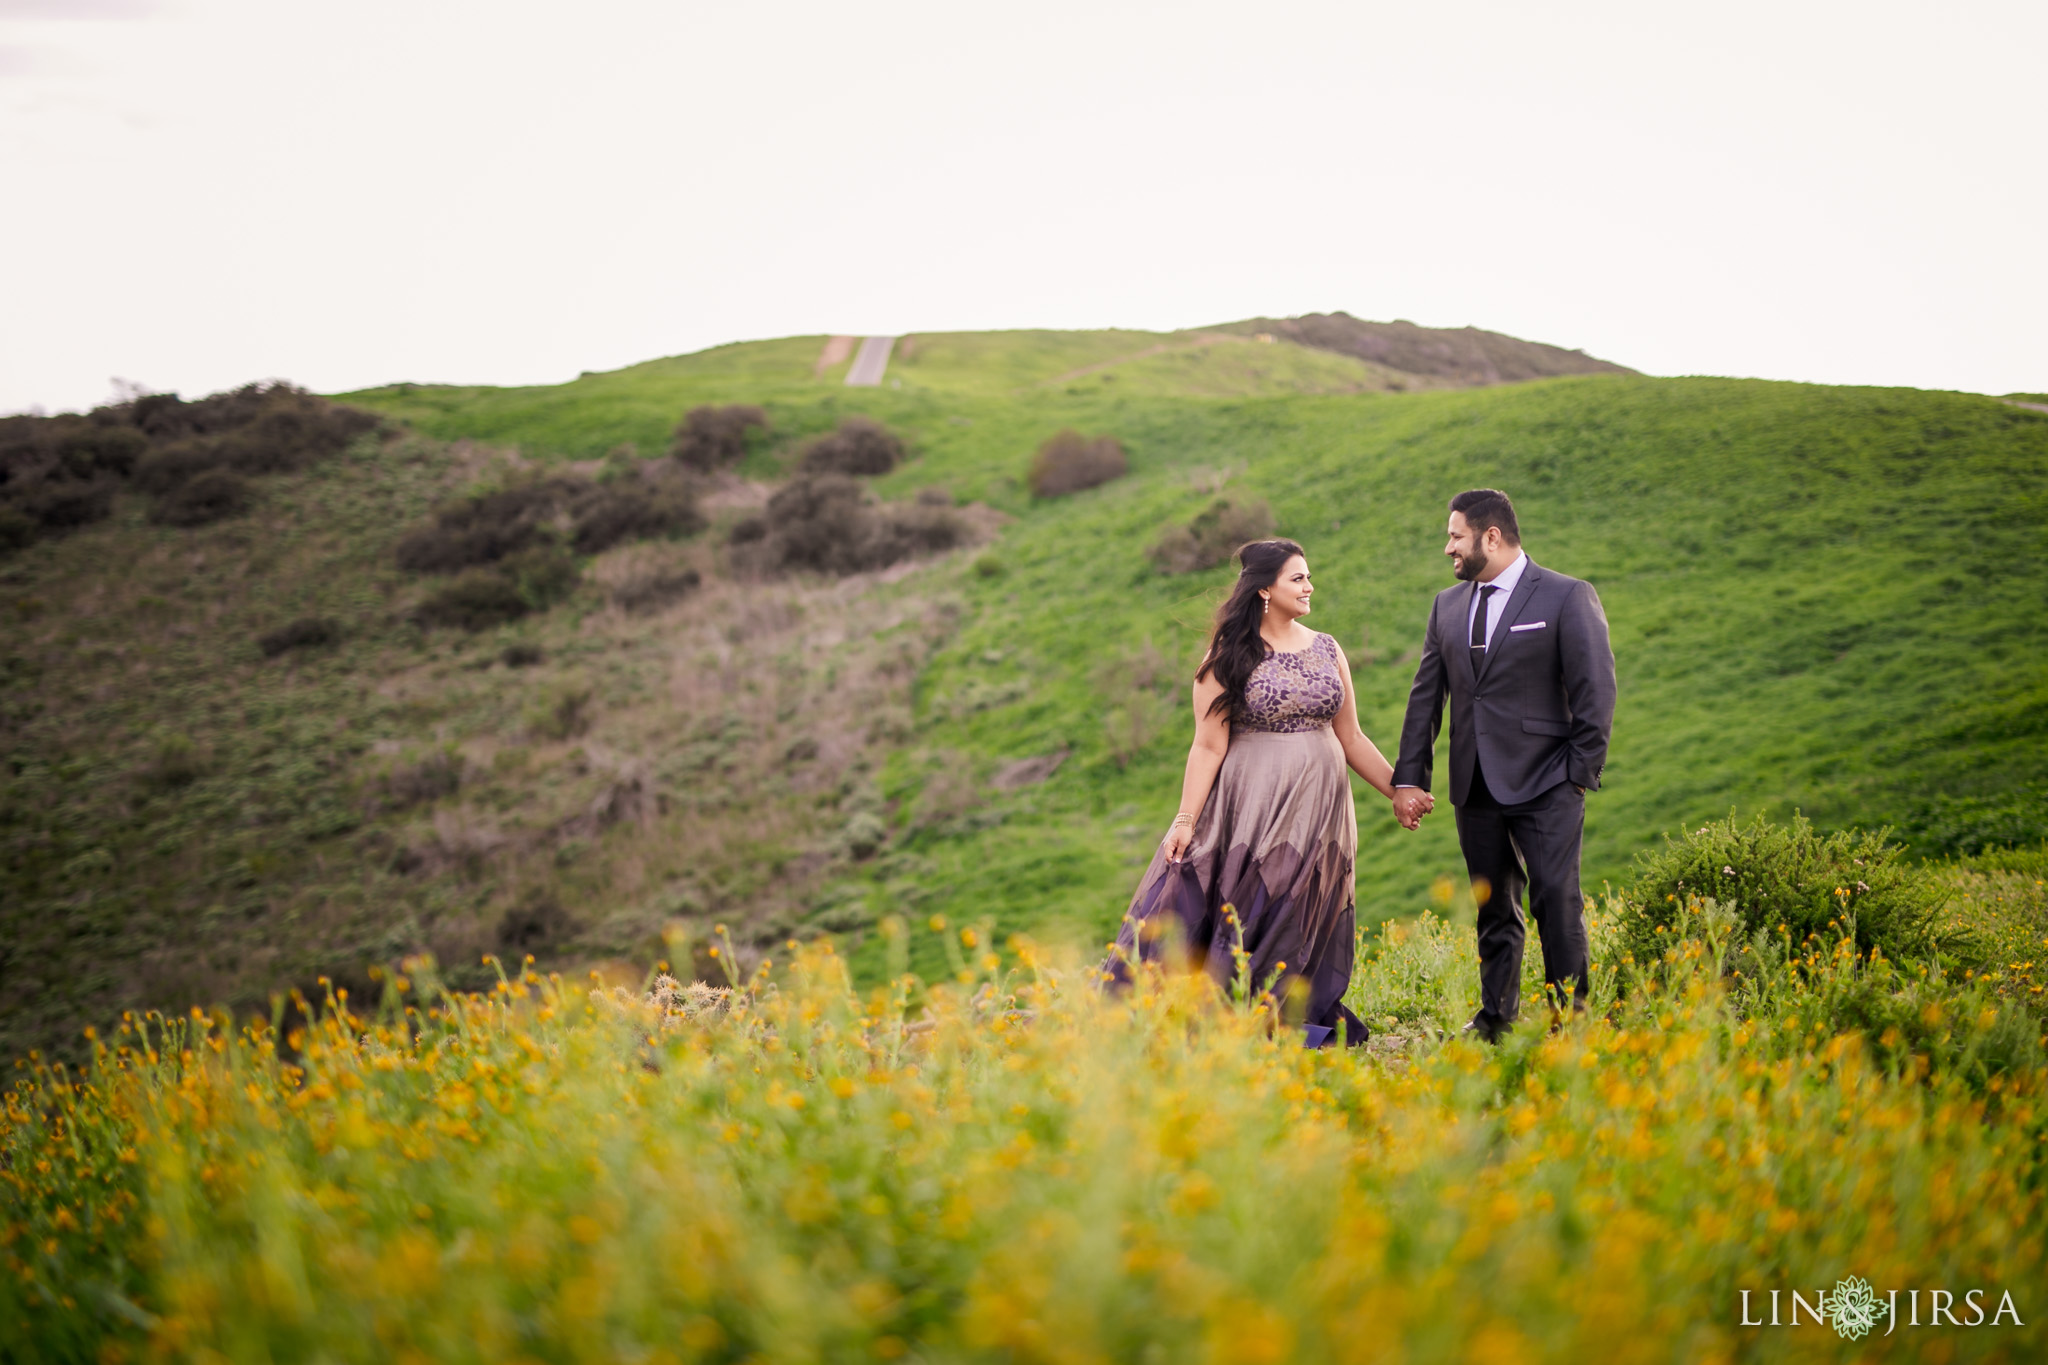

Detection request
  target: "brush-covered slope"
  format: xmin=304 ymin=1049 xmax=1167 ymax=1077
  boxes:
xmin=1210 ymin=312 xmax=1634 ymax=386
xmin=0 ymin=424 xmax=970 ymax=1060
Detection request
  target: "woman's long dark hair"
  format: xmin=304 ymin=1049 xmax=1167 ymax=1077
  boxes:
xmin=1195 ymin=538 xmax=1306 ymax=722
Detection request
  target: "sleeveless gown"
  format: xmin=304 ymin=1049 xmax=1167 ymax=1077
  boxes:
xmin=1106 ymin=632 xmax=1370 ymax=1046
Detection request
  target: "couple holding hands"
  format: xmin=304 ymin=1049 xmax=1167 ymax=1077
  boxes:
xmin=1106 ymin=488 xmax=1618 ymax=1046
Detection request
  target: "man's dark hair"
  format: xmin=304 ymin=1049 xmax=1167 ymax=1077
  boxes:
xmin=1449 ymin=488 xmax=1520 ymax=545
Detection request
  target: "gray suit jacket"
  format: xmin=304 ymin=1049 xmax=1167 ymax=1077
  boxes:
xmin=1393 ymin=558 xmax=1617 ymax=806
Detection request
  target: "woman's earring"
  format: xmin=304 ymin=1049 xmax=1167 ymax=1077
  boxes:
xmin=1261 ymin=596 xmax=1269 ymax=614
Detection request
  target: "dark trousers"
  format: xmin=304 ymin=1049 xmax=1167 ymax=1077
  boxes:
xmin=1455 ymin=759 xmax=1589 ymax=1034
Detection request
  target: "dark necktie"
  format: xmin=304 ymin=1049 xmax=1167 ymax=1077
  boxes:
xmin=1470 ymin=584 xmax=1497 ymax=660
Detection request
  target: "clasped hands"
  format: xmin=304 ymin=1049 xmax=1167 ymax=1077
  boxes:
xmin=1390 ymin=787 xmax=1434 ymax=831
xmin=1167 ymin=788 xmax=1437 ymax=854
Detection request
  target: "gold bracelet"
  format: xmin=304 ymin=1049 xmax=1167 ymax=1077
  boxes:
xmin=1171 ymin=812 xmax=1194 ymax=828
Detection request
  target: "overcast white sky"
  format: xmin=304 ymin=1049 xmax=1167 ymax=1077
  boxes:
xmin=2 ymin=0 xmax=2042 ymax=414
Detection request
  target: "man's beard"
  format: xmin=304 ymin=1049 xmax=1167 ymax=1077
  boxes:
xmin=1453 ymin=545 xmax=1490 ymax=582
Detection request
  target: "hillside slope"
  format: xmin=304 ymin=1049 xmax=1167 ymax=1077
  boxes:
xmin=4 ymin=328 xmax=2044 ymax=1049
xmin=353 ymin=340 xmax=2048 ymax=981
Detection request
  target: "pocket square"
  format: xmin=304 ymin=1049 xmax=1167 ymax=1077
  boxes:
xmin=1509 ymin=621 xmax=1547 ymax=633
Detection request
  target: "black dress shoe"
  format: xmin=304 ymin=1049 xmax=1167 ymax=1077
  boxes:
xmin=1461 ymin=1016 xmax=1507 ymax=1045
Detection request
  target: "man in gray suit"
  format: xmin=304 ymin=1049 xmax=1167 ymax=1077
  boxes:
xmin=1391 ymin=489 xmax=1616 ymax=1041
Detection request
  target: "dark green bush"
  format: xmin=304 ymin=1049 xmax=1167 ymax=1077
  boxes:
xmin=120 ymin=383 xmax=377 ymax=453
xmin=1619 ymin=813 xmax=1947 ymax=969
xmin=0 ymin=504 xmax=33 ymax=551
xmin=1027 ymin=429 xmax=1126 ymax=497
xmin=258 ymin=617 xmax=342 ymax=658
xmin=798 ymin=417 xmax=903 ymax=476
xmin=150 ymin=469 xmax=251 ymax=526
xmin=1147 ymin=498 xmax=1276 ymax=573
xmin=669 ymin=404 xmax=770 ymax=471
xmin=126 ymin=385 xmax=376 ymax=492
xmin=133 ymin=439 xmax=227 ymax=494
xmin=396 ymin=472 xmax=703 ymax=572
xmin=569 ymin=473 xmax=704 ymax=554
xmin=731 ymin=473 xmax=965 ymax=577
xmin=0 ymin=384 xmax=376 ymax=549
xmin=18 ymin=475 xmax=119 ymax=530
xmin=498 ymin=895 xmax=576 ymax=953
xmin=394 ymin=478 xmax=580 ymax=573
xmin=56 ymin=424 xmax=147 ymax=478
xmin=412 ymin=569 xmax=531 ymax=630
xmin=411 ymin=543 xmax=580 ymax=631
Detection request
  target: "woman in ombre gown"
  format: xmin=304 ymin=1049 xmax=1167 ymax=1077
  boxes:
xmin=1104 ymin=539 xmax=1424 ymax=1046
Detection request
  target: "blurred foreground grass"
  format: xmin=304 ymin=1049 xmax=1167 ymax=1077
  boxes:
xmin=4 ymin=857 xmax=2046 ymax=1363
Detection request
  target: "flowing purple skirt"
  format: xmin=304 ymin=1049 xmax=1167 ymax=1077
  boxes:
xmin=1106 ymin=725 xmax=1369 ymax=1046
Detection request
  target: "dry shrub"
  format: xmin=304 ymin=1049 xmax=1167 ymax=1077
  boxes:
xmin=730 ymin=474 xmax=965 ymax=577
xmin=394 ymin=477 xmax=582 ymax=574
xmin=497 ymin=895 xmax=577 ymax=953
xmin=54 ymin=423 xmax=147 ymax=478
xmin=991 ymin=750 xmax=1067 ymax=789
xmin=150 ymin=469 xmax=251 ymax=527
xmin=670 ymin=404 xmax=770 ymax=471
xmin=396 ymin=471 xmax=702 ymax=573
xmin=141 ymin=732 xmax=207 ymax=789
xmin=133 ymin=442 xmax=230 ymax=495
xmin=121 ymin=382 xmax=378 ymax=448
xmin=0 ymin=504 xmax=34 ymax=552
xmin=258 ymin=617 xmax=342 ymax=658
xmin=413 ymin=569 xmax=529 ymax=630
xmin=798 ymin=417 xmax=904 ymax=476
xmin=1 ymin=382 xmax=376 ymax=549
xmin=9 ymin=474 xmax=120 ymax=532
xmin=1148 ymin=498 xmax=1277 ymax=574
xmin=597 ymin=547 xmax=703 ymax=615
xmin=569 ymin=470 xmax=704 ymax=554
xmin=1027 ymin=429 xmax=1127 ymax=497
xmin=128 ymin=384 xmax=377 ymax=493
xmin=410 ymin=542 xmax=581 ymax=632
xmin=1 ymin=415 xmax=131 ymax=542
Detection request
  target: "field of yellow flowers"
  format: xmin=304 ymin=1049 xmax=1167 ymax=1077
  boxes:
xmin=5 ymin=877 xmax=2046 ymax=1363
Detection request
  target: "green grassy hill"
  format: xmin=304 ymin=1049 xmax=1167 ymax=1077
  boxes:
xmin=347 ymin=334 xmax=2048 ymax=978
xmin=3 ymin=325 xmax=2044 ymax=1051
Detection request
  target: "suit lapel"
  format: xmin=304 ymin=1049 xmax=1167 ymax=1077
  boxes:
xmin=1473 ymin=560 xmax=1543 ymax=684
